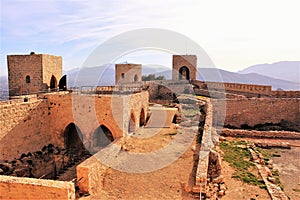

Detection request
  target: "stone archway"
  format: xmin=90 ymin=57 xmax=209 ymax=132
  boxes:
xmin=128 ymin=112 xmax=136 ymax=133
xmin=64 ymin=123 xmax=85 ymax=150
xmin=59 ymin=75 xmax=67 ymax=91
xmin=92 ymin=125 xmax=114 ymax=149
xmin=179 ymin=66 xmax=190 ymax=80
xmin=140 ymin=108 xmax=146 ymax=127
xmin=50 ymin=75 xmax=57 ymax=90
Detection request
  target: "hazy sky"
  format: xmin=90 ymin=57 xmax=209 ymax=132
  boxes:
xmin=1 ymin=0 xmax=299 ymax=75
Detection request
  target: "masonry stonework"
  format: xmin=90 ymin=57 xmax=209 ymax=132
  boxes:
xmin=172 ymin=55 xmax=197 ymax=81
xmin=0 ymin=91 xmax=149 ymax=160
xmin=115 ymin=63 xmax=142 ymax=84
xmin=212 ymin=98 xmax=300 ymax=128
xmin=7 ymin=53 xmax=62 ymax=96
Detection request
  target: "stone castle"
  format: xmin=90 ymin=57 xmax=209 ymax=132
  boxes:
xmin=0 ymin=52 xmax=299 ymax=199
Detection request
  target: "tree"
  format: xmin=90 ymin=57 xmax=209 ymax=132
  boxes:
xmin=142 ymin=74 xmax=165 ymax=81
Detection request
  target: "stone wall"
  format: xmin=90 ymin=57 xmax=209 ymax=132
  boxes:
xmin=212 ymin=98 xmax=300 ymax=128
xmin=220 ymin=128 xmax=300 ymax=139
xmin=0 ymin=99 xmax=51 ymax=160
xmin=0 ymin=175 xmax=75 ymax=199
xmin=42 ymin=54 xmax=63 ymax=89
xmin=0 ymin=91 xmax=149 ymax=160
xmin=76 ymin=155 xmax=108 ymax=195
xmin=7 ymin=54 xmax=43 ymax=96
xmin=270 ymin=90 xmax=300 ymax=98
xmin=115 ymin=64 xmax=142 ymax=84
xmin=172 ymin=55 xmax=197 ymax=80
xmin=7 ymin=53 xmax=62 ymax=96
xmin=195 ymin=99 xmax=215 ymax=193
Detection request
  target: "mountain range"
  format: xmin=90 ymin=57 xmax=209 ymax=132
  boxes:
xmin=0 ymin=61 xmax=299 ymax=98
xmin=65 ymin=61 xmax=299 ymax=90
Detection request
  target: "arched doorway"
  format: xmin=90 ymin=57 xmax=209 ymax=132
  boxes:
xmin=128 ymin=112 xmax=135 ymax=133
xmin=179 ymin=66 xmax=190 ymax=80
xmin=50 ymin=75 xmax=57 ymax=90
xmin=172 ymin=114 xmax=177 ymax=124
xmin=64 ymin=123 xmax=85 ymax=150
xmin=59 ymin=75 xmax=67 ymax=91
xmin=93 ymin=125 xmax=114 ymax=149
xmin=134 ymin=74 xmax=138 ymax=82
xmin=139 ymin=108 xmax=146 ymax=127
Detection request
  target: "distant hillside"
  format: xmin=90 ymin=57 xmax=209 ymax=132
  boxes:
xmin=238 ymin=61 xmax=300 ymax=84
xmin=1 ymin=62 xmax=299 ymax=97
xmin=154 ymin=68 xmax=299 ymax=90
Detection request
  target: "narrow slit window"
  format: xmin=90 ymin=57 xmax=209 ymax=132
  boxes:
xmin=26 ymin=75 xmax=30 ymax=83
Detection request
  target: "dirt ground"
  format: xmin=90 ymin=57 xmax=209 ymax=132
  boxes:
xmin=272 ymin=147 xmax=300 ymax=200
xmin=84 ymin=126 xmax=197 ymax=200
xmin=80 ymin=128 xmax=299 ymax=200
xmin=222 ymin=137 xmax=300 ymax=200
xmin=221 ymin=160 xmax=271 ymax=200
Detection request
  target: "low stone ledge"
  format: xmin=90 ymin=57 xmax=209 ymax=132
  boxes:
xmin=221 ymin=128 xmax=300 ymax=139
xmin=0 ymin=175 xmax=75 ymax=199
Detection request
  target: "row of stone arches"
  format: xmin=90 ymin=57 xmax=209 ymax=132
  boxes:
xmin=63 ymin=123 xmax=114 ymax=153
xmin=49 ymin=75 xmax=67 ymax=91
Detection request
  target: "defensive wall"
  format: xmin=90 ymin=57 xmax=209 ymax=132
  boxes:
xmin=212 ymin=98 xmax=300 ymax=128
xmin=0 ymin=91 xmax=149 ymax=161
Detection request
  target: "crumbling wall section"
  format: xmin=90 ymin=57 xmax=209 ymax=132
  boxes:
xmin=0 ymin=175 xmax=75 ymax=199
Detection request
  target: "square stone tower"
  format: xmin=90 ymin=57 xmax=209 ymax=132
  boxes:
xmin=115 ymin=63 xmax=142 ymax=84
xmin=172 ymin=55 xmax=197 ymax=81
xmin=7 ymin=52 xmax=62 ymax=96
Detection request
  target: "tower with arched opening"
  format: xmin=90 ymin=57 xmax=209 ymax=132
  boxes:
xmin=172 ymin=55 xmax=197 ymax=81
xmin=7 ymin=52 xmax=63 ymax=96
xmin=115 ymin=63 xmax=142 ymax=84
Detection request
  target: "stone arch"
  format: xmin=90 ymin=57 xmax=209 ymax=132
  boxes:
xmin=50 ymin=75 xmax=57 ymax=90
xmin=139 ymin=108 xmax=146 ymax=127
xmin=59 ymin=75 xmax=67 ymax=91
xmin=134 ymin=74 xmax=138 ymax=82
xmin=128 ymin=112 xmax=136 ymax=133
xmin=92 ymin=125 xmax=114 ymax=149
xmin=64 ymin=123 xmax=85 ymax=150
xmin=179 ymin=66 xmax=190 ymax=80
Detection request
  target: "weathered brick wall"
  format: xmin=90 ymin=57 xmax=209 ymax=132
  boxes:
xmin=45 ymin=91 xmax=148 ymax=149
xmin=0 ymin=175 xmax=75 ymax=199
xmin=115 ymin=64 xmax=142 ymax=84
xmin=0 ymin=99 xmax=51 ymax=160
xmin=76 ymin=155 xmax=108 ymax=195
xmin=7 ymin=54 xmax=62 ymax=96
xmin=212 ymin=98 xmax=300 ymax=128
xmin=7 ymin=54 xmax=43 ymax=96
xmin=0 ymin=91 xmax=149 ymax=160
xmin=270 ymin=90 xmax=300 ymax=98
xmin=42 ymin=54 xmax=62 ymax=89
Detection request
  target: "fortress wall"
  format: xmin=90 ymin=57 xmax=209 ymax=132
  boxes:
xmin=0 ymin=99 xmax=51 ymax=160
xmin=0 ymin=91 xmax=149 ymax=160
xmin=207 ymin=82 xmax=272 ymax=95
xmin=212 ymin=98 xmax=300 ymax=128
xmin=0 ymin=175 xmax=75 ymax=200
xmin=192 ymin=80 xmax=273 ymax=96
xmin=270 ymin=90 xmax=300 ymax=98
xmin=45 ymin=91 xmax=148 ymax=149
